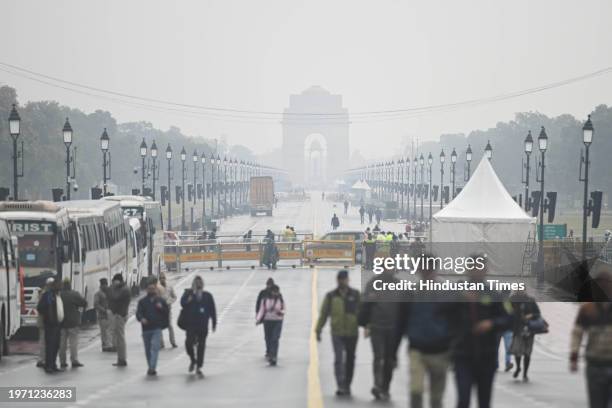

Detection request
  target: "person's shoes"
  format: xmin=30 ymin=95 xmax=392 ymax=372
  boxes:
xmin=513 ymin=368 xmax=520 ymax=378
xmin=189 ymin=361 xmax=195 ymax=373
xmin=146 ymin=369 xmax=157 ymax=376
xmin=102 ymin=347 xmax=113 ymax=352
xmin=72 ymin=361 xmax=84 ymax=368
xmin=505 ymin=362 xmax=514 ymax=372
xmin=60 ymin=363 xmax=68 ymax=369
xmin=171 ymin=343 xmax=178 ymax=348
xmin=36 ymin=361 xmax=45 ymax=368
xmin=336 ymin=388 xmax=350 ymax=397
xmin=44 ymin=367 xmax=55 ymax=374
xmin=380 ymin=391 xmax=391 ymax=402
xmin=269 ymin=358 xmax=277 ymax=366
xmin=113 ymin=360 xmax=127 ymax=367
xmin=523 ymin=374 xmax=529 ymax=382
xmin=160 ymin=344 xmax=165 ymax=349
xmin=196 ymin=368 xmax=204 ymax=376
xmin=371 ymin=387 xmax=382 ymax=400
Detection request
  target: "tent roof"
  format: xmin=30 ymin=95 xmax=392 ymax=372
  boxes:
xmin=351 ymin=180 xmax=371 ymax=190
xmin=433 ymin=158 xmax=535 ymax=223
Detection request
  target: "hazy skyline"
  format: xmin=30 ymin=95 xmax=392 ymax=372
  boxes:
xmin=2 ymin=0 xmax=612 ymax=158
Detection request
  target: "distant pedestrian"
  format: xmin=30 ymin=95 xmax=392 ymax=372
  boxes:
xmin=344 ymin=200 xmax=349 ymax=215
xmin=108 ymin=273 xmax=131 ymax=367
xmin=321 ymin=192 xmax=325 ymax=200
xmin=367 ymin=207 xmax=374 ymax=224
xmin=59 ymin=279 xmax=87 ymax=369
xmin=262 ymin=235 xmax=279 ymax=269
xmin=359 ymin=206 xmax=366 ymax=224
xmin=316 ymin=270 xmax=361 ymax=397
xmin=375 ymin=208 xmax=382 ymax=225
xmin=331 ymin=213 xmax=340 ymax=230
xmin=363 ymin=233 xmax=377 ymax=271
xmin=243 ymin=229 xmax=253 ymax=251
xmin=36 ymin=278 xmax=63 ymax=374
xmin=158 ymin=273 xmax=178 ymax=348
xmin=94 ymin=278 xmax=113 ymax=352
xmin=256 ymin=284 xmax=285 ymax=366
xmin=509 ymin=290 xmax=540 ymax=382
xmin=180 ymin=276 xmax=217 ymax=376
xmin=136 ymin=278 xmax=169 ymax=376
xmin=570 ymin=299 xmax=612 ymax=408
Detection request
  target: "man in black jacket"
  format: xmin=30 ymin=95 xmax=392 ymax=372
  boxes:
xmin=36 ymin=278 xmax=62 ymax=374
xmin=136 ymin=278 xmax=169 ymax=376
xmin=59 ymin=279 xmax=87 ymax=368
xmin=108 ymin=273 xmax=131 ymax=367
xmin=256 ymin=277 xmax=275 ymax=358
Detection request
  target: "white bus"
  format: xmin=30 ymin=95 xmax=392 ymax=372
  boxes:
xmin=102 ymin=196 xmax=164 ymax=285
xmin=126 ymin=217 xmax=145 ymax=295
xmin=58 ymin=200 xmax=127 ymax=317
xmin=0 ymin=201 xmax=71 ymax=327
xmin=0 ymin=218 xmax=20 ymax=359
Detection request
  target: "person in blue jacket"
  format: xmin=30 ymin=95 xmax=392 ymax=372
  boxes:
xmin=136 ymin=278 xmax=169 ymax=376
xmin=180 ymin=276 xmax=217 ymax=376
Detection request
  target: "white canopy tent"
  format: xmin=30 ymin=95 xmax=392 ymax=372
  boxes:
xmin=431 ymin=158 xmax=536 ymax=275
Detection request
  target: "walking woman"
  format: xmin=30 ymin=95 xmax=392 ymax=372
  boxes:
xmin=509 ymin=290 xmax=540 ymax=382
xmin=256 ymin=284 xmax=285 ymax=366
xmin=180 ymin=276 xmax=217 ymax=376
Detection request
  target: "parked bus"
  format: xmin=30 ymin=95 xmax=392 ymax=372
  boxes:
xmin=0 ymin=218 xmax=20 ymax=359
xmin=0 ymin=201 xmax=71 ymax=327
xmin=102 ymin=196 xmax=164 ymax=284
xmin=126 ymin=217 xmax=145 ymax=295
xmin=58 ymin=200 xmax=127 ymax=317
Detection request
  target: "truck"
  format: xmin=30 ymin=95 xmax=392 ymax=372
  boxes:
xmin=249 ymin=176 xmax=274 ymax=216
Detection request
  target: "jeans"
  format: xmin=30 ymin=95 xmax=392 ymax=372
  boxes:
xmin=454 ymin=357 xmax=497 ymax=408
xmin=44 ymin=325 xmax=61 ymax=369
xmin=142 ymin=329 xmax=162 ymax=370
xmin=586 ymin=363 xmax=612 ymax=408
xmin=185 ymin=329 xmax=208 ymax=368
xmin=332 ymin=335 xmax=358 ymax=391
xmin=59 ymin=327 xmax=79 ymax=364
xmin=370 ymin=328 xmax=398 ymax=393
xmin=409 ymin=349 xmax=450 ymax=408
xmin=497 ymin=330 xmax=513 ymax=367
xmin=263 ymin=320 xmax=283 ymax=360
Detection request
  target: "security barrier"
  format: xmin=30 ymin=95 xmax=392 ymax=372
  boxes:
xmin=303 ymin=239 xmax=356 ymax=266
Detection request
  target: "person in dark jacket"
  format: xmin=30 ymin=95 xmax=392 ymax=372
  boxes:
xmin=37 ymin=278 xmax=62 ymax=373
xmin=136 ymin=278 xmax=169 ymax=376
xmin=256 ymin=284 xmax=285 ymax=366
xmin=331 ymin=213 xmax=340 ymax=230
xmin=108 ymin=273 xmax=132 ymax=367
xmin=403 ymin=260 xmax=452 ymax=408
xmin=256 ymin=277 xmax=277 ymax=358
xmin=262 ymin=237 xmax=279 ymax=270
xmin=444 ymin=257 xmax=513 ymax=408
xmin=363 ymin=233 xmax=377 ymax=271
xmin=59 ymin=279 xmax=87 ymax=368
xmin=315 ymin=270 xmax=361 ymax=397
xmin=359 ymin=269 xmax=403 ymax=401
xmin=181 ymin=275 xmax=217 ymax=376
xmin=509 ymin=290 xmax=541 ymax=382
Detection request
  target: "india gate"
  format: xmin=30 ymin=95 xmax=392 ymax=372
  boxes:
xmin=281 ymin=86 xmax=349 ymax=188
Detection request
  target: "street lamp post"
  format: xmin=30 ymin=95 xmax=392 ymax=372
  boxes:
xmin=223 ymin=157 xmax=228 ymax=218
xmin=399 ymin=159 xmax=404 ymax=218
xmin=100 ymin=129 xmax=110 ymax=196
xmin=201 ymin=152 xmax=207 ymax=228
xmin=580 ymin=115 xmax=594 ymax=260
xmin=8 ymin=105 xmax=22 ymax=200
xmin=413 ymin=157 xmax=418 ymax=221
xmin=523 ymin=131 xmax=533 ymax=211
xmin=180 ymin=147 xmax=187 ymax=230
xmin=428 ymin=153 xmax=433 ymax=228
xmin=465 ymin=145 xmax=472 ymax=182
xmin=166 ymin=144 xmax=173 ymax=230
xmin=405 ymin=158 xmax=410 ymax=222
xmin=151 ymin=141 xmax=158 ymax=200
xmin=192 ymin=150 xmax=198 ymax=230
xmin=140 ymin=138 xmax=147 ymax=196
xmin=536 ymin=127 xmax=548 ymax=283
xmin=485 ymin=140 xmax=493 ymax=160
xmin=439 ymin=150 xmax=445 ymax=209
xmin=216 ymin=155 xmax=221 ymax=218
xmin=450 ymin=148 xmax=457 ymax=199
xmin=63 ymin=118 xmax=73 ymax=200
xmin=419 ymin=154 xmax=425 ymax=222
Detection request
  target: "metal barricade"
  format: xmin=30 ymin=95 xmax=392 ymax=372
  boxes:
xmin=303 ymin=239 xmax=356 ymax=266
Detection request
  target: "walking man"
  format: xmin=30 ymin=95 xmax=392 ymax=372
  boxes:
xmin=180 ymin=276 xmax=217 ymax=376
xmin=94 ymin=278 xmax=113 ymax=352
xmin=136 ymin=278 xmax=169 ymax=376
xmin=359 ymin=206 xmax=366 ymax=224
xmin=343 ymin=200 xmax=349 ymax=215
xmin=315 ymin=270 xmax=360 ymax=397
xmin=36 ymin=278 xmax=54 ymax=368
xmin=36 ymin=278 xmax=63 ymax=374
xmin=331 ymin=213 xmax=340 ymax=230
xmin=108 ymin=273 xmax=131 ymax=367
xmin=59 ymin=278 xmax=86 ymax=368
xmin=158 ymin=273 xmax=178 ymax=348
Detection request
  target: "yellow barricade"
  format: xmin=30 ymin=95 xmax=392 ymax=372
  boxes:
xmin=303 ymin=239 xmax=356 ymax=265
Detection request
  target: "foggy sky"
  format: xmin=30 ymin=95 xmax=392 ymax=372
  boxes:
xmin=2 ymin=0 xmax=612 ymax=158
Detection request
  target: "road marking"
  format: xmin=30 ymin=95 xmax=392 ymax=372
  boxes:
xmin=307 ymin=191 xmax=323 ymax=408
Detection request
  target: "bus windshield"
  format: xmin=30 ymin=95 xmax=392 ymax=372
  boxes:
xmin=10 ymin=220 xmax=58 ymax=286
